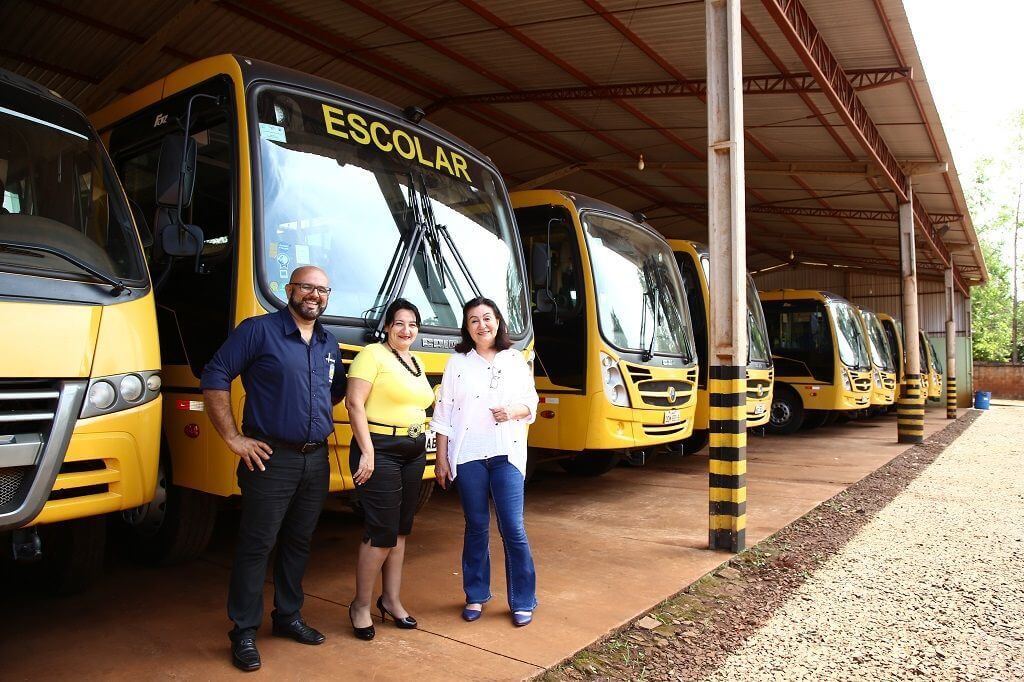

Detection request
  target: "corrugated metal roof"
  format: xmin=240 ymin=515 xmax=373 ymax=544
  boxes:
xmin=0 ymin=0 xmax=986 ymax=288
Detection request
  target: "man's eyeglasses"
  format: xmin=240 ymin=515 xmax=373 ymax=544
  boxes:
xmin=289 ymin=282 xmax=332 ymax=296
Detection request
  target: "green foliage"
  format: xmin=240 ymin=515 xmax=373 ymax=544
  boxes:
xmin=971 ymin=241 xmax=1013 ymax=360
xmin=967 ymin=118 xmax=1023 ymax=362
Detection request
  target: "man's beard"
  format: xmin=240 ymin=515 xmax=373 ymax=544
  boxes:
xmin=289 ymin=295 xmax=326 ymax=321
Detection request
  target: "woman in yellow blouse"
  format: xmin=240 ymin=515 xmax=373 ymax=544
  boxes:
xmin=345 ymin=298 xmax=435 ymax=640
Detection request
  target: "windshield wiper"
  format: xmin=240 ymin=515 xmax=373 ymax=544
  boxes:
xmin=369 ymin=173 xmax=481 ymax=339
xmin=640 ymin=256 xmax=660 ymax=362
xmin=0 ymin=240 xmax=129 ymax=296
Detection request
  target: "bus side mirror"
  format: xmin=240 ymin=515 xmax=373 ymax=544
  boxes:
xmin=154 ymin=134 xmax=203 ymax=270
xmin=156 ymin=134 xmax=197 ymax=209
xmin=531 ymin=242 xmax=549 ymax=287
xmin=161 ymin=222 xmax=204 ymax=259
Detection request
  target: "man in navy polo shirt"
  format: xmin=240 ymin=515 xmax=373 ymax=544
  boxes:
xmin=201 ymin=265 xmax=346 ymax=672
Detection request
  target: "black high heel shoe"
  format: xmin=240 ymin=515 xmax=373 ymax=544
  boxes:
xmin=377 ymin=595 xmax=417 ymax=629
xmin=348 ymin=603 xmax=375 ymax=640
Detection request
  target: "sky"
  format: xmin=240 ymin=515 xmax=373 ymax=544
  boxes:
xmin=903 ymin=0 xmax=1024 ymax=181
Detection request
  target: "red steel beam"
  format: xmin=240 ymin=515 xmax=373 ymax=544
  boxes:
xmin=659 ymin=202 xmax=961 ymax=224
xmin=428 ymin=68 xmax=911 ymax=109
xmin=759 ymin=0 xmax=908 ymax=201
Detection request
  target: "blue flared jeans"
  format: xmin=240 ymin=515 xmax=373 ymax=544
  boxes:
xmin=456 ymin=456 xmax=537 ymax=612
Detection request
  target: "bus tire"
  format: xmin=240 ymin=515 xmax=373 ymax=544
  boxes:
xmin=682 ymin=429 xmax=709 ymax=454
xmin=37 ymin=516 xmax=107 ymax=596
xmin=801 ymin=410 xmax=829 ymax=430
xmin=767 ymin=385 xmax=804 ymax=434
xmin=559 ymin=451 xmax=620 ymax=476
xmin=126 ymin=456 xmax=217 ymax=566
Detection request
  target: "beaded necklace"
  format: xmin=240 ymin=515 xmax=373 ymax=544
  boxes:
xmin=386 ymin=342 xmax=422 ymax=377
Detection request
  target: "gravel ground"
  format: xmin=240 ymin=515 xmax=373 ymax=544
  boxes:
xmin=541 ymin=409 xmax=1007 ymax=681
xmin=705 ymin=408 xmax=1024 ymax=681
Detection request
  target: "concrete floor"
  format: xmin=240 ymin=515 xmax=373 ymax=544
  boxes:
xmin=0 ymin=406 xmax=955 ymax=680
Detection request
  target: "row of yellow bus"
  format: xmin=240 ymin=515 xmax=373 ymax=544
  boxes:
xmin=0 ymin=56 xmax=943 ymax=591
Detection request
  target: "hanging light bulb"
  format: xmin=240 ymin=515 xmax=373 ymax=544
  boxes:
xmin=637 ymin=153 xmax=645 ymax=171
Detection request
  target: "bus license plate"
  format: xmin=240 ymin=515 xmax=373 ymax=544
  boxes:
xmin=425 ymin=428 xmax=437 ymax=454
xmin=754 ymin=403 xmax=766 ymax=415
xmin=664 ymin=409 xmax=681 ymax=425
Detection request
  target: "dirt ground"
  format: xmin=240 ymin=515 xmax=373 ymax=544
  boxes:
xmin=541 ymin=409 xmax=983 ymax=681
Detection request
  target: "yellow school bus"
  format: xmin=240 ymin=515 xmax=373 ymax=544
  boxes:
xmin=510 ymin=190 xmax=698 ymax=474
xmin=758 ymin=290 xmax=873 ymax=433
xmin=857 ymin=307 xmax=897 ymax=411
xmin=0 ymin=69 xmax=160 ymax=591
xmin=921 ymin=331 xmax=943 ymax=401
xmin=878 ymin=312 xmax=904 ymax=404
xmin=93 ymin=55 xmax=531 ymax=560
xmin=669 ymin=241 xmax=773 ymax=453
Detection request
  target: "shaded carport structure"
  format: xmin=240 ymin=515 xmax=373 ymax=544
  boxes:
xmin=1 ymin=0 xmax=986 ymax=553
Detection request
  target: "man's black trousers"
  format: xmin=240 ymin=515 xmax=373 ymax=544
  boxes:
xmin=228 ymin=444 xmax=330 ymax=641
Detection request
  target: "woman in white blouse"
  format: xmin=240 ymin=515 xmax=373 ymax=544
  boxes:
xmin=431 ymin=297 xmax=539 ymax=626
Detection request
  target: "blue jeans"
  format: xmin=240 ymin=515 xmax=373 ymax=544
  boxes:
xmin=456 ymin=456 xmax=537 ymax=612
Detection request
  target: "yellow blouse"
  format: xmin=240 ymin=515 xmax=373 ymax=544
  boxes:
xmin=348 ymin=342 xmax=435 ymax=426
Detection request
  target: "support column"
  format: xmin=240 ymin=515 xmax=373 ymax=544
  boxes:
xmin=945 ymin=267 xmax=957 ymax=418
xmin=706 ymin=0 xmax=747 ymax=553
xmin=898 ymin=184 xmax=924 ymax=443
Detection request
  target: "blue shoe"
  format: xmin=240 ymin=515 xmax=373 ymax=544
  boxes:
xmin=512 ymin=611 xmax=533 ymax=627
xmin=462 ymin=604 xmax=483 ymax=622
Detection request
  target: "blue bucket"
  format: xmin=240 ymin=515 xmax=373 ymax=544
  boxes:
xmin=974 ymin=391 xmax=991 ymax=410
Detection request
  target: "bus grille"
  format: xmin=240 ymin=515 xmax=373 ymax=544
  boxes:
xmin=852 ymin=375 xmax=872 ymax=392
xmin=746 ymin=378 xmax=772 ymax=401
xmin=624 ymin=364 xmax=697 ymax=408
xmin=882 ymin=375 xmax=896 ymax=390
xmin=0 ymin=466 xmax=30 ymax=512
xmin=642 ymin=421 xmax=690 ymax=438
xmin=0 ymin=380 xmax=61 ymax=514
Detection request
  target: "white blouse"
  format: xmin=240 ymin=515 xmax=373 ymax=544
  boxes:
xmin=431 ymin=348 xmax=539 ymax=480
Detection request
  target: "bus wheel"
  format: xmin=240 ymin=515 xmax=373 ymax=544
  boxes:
xmin=559 ymin=451 xmax=620 ymax=476
xmin=37 ymin=516 xmax=106 ymax=596
xmin=125 ymin=457 xmax=216 ymax=565
xmin=767 ymin=386 xmax=804 ymax=434
xmin=801 ymin=410 xmax=829 ymax=430
xmin=682 ymin=429 xmax=709 ymax=454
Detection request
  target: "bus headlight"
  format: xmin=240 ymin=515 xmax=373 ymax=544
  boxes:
xmin=872 ymin=369 xmax=881 ymax=388
xmin=842 ymin=370 xmax=852 ymax=392
xmin=600 ymin=352 xmax=630 ymax=407
xmin=88 ymin=381 xmax=117 ymax=410
xmin=80 ymin=370 xmax=161 ymax=418
xmin=120 ymin=374 xmax=145 ymax=402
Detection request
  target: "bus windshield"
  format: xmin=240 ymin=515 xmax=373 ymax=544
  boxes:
xmin=253 ymin=88 xmax=527 ymax=334
xmin=0 ymin=83 xmax=144 ymax=284
xmin=832 ymin=302 xmax=872 ymax=370
xmin=582 ymin=213 xmax=693 ymax=358
xmin=746 ymin=276 xmax=771 ymax=365
xmin=861 ymin=310 xmax=895 ymax=371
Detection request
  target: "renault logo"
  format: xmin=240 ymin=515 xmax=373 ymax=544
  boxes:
xmin=757 ymin=385 xmax=765 ymax=398
xmin=667 ymin=386 xmax=677 ymax=404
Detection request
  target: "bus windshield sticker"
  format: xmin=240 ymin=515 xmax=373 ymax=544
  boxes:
xmin=259 ymin=122 xmax=287 ymax=142
xmin=321 ymin=104 xmax=477 ymax=184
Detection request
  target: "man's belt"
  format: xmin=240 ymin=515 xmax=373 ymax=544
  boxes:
xmin=367 ymin=421 xmax=427 ymax=438
xmin=246 ymin=431 xmax=326 ymax=454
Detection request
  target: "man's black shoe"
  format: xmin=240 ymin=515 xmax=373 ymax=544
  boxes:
xmin=272 ymin=618 xmax=326 ymax=645
xmin=232 ymin=638 xmax=261 ymax=672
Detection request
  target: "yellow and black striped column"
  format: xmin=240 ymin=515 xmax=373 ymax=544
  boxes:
xmin=897 ymin=373 xmax=925 ymax=443
xmin=946 ymin=375 xmax=957 ymax=419
xmin=709 ymin=365 xmax=746 ymax=553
